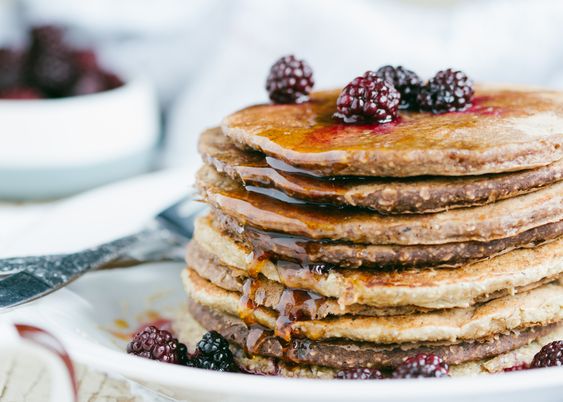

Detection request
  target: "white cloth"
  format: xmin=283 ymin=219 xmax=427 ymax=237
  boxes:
xmin=0 ymin=168 xmax=189 ymax=258
xmin=164 ymin=0 xmax=563 ymax=167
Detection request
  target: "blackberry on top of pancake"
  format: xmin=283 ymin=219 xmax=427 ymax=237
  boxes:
xmin=222 ymin=87 xmax=563 ymax=177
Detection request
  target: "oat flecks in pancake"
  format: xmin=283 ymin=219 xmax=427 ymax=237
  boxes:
xmin=214 ymin=209 xmax=563 ymax=269
xmin=174 ymin=302 xmax=563 ymax=375
xmin=187 ymin=298 xmax=559 ymax=370
xmin=197 ymin=165 xmax=563 ymax=245
xmin=187 ymin=240 xmax=560 ymax=315
xmin=200 ymin=127 xmax=563 ymax=214
xmin=191 ymin=215 xmax=563 ymax=309
xmin=182 ymin=268 xmax=563 ymax=344
xmin=222 ymin=87 xmax=563 ymax=177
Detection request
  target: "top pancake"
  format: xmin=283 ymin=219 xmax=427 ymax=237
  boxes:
xmin=222 ymin=86 xmax=563 ymax=177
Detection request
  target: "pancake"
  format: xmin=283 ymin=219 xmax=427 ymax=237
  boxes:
xmin=222 ymin=87 xmax=563 ymax=177
xmin=214 ymin=210 xmax=563 ymax=268
xmin=182 ymin=268 xmax=563 ymax=344
xmin=185 ymin=260 xmax=433 ymax=318
xmin=197 ymin=165 xmax=563 ymax=245
xmin=185 ymin=299 xmax=560 ymax=372
xmin=188 ymin=227 xmax=563 ymax=308
xmin=200 ymin=127 xmax=563 ymax=214
xmin=176 ymin=306 xmax=563 ymax=377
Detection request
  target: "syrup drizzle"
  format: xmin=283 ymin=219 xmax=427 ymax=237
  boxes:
xmin=237 ymin=243 xmax=332 ymax=342
xmin=273 ymin=288 xmax=325 ymax=341
xmin=245 ymin=325 xmax=270 ymax=355
xmin=247 ymin=248 xmax=271 ymax=277
xmin=238 ymin=278 xmax=259 ymax=325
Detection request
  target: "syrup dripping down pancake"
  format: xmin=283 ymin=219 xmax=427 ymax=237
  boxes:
xmin=182 ymin=268 xmax=563 ymax=345
xmin=187 ymin=237 xmax=563 ymax=312
xmin=180 ymin=299 xmax=561 ymax=373
xmin=188 ymin=222 xmax=563 ymax=309
xmin=200 ymin=127 xmax=563 ymax=214
xmin=196 ymin=165 xmax=563 ymax=245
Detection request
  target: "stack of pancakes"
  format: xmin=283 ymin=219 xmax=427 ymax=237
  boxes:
xmin=178 ymin=86 xmax=563 ymax=377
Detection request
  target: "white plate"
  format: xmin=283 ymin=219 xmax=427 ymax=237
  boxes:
xmin=28 ymin=263 xmax=562 ymax=402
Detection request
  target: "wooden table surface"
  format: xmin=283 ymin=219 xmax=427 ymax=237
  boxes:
xmin=0 ymin=353 xmax=142 ymax=402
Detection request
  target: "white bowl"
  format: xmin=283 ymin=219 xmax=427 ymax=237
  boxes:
xmin=0 ymin=76 xmax=159 ymax=200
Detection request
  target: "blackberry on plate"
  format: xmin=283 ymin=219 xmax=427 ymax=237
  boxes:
xmin=372 ymin=66 xmax=421 ymax=110
xmin=336 ymin=367 xmax=383 ymax=380
xmin=193 ymin=330 xmax=237 ymax=372
xmin=126 ymin=326 xmax=189 ymax=365
xmin=392 ymin=353 xmax=449 ymax=378
xmin=503 ymin=362 xmax=529 ymax=372
xmin=418 ymin=68 xmax=474 ymax=114
xmin=334 ymin=74 xmax=400 ymax=124
xmin=266 ymin=55 xmax=314 ymax=104
xmin=530 ymin=340 xmax=563 ymax=368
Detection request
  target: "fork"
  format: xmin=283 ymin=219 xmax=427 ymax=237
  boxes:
xmin=0 ymin=195 xmax=204 ymax=311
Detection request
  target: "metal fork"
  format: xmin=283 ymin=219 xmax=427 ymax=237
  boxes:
xmin=0 ymin=195 xmax=204 ymax=311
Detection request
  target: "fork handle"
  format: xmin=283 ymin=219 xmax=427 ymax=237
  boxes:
xmin=0 ymin=225 xmax=183 ymax=285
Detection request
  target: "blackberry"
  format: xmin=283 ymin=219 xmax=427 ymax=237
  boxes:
xmin=126 ymin=326 xmax=189 ymax=365
xmin=503 ymin=362 xmax=529 ymax=372
xmin=266 ymin=55 xmax=314 ymax=104
xmin=193 ymin=331 xmax=237 ymax=372
xmin=103 ymin=72 xmax=124 ymax=90
xmin=372 ymin=66 xmax=421 ymax=110
xmin=71 ymin=73 xmax=107 ymax=96
xmin=71 ymin=50 xmax=123 ymax=94
xmin=392 ymin=353 xmax=449 ymax=378
xmin=418 ymin=69 xmax=474 ymax=114
xmin=530 ymin=340 xmax=563 ymax=368
xmin=0 ymin=48 xmax=25 ymax=90
xmin=335 ymin=367 xmax=383 ymax=380
xmin=27 ymin=25 xmax=77 ymax=96
xmin=72 ymin=49 xmax=99 ymax=73
xmin=334 ymin=75 xmax=400 ymax=124
xmin=0 ymin=87 xmax=42 ymax=99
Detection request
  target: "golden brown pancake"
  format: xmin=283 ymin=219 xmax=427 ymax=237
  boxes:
xmin=182 ymin=268 xmax=563 ymax=344
xmin=175 ymin=306 xmax=563 ymax=377
xmin=186 ymin=240 xmax=562 ymax=314
xmin=197 ymin=165 xmax=563 ymax=245
xmin=222 ymin=87 xmax=563 ymax=177
xmin=185 ymin=299 xmax=559 ymax=371
xmin=192 ymin=216 xmax=563 ymax=309
xmin=200 ymin=127 xmax=563 ymax=214
xmin=213 ymin=210 xmax=563 ymax=269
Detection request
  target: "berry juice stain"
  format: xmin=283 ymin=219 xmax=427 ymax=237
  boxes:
xmin=227 ymin=88 xmax=553 ymax=162
xmin=106 ymin=313 xmax=173 ymax=341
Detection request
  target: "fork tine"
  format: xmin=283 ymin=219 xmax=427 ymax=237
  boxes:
xmin=0 ymin=272 xmax=52 ymax=309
